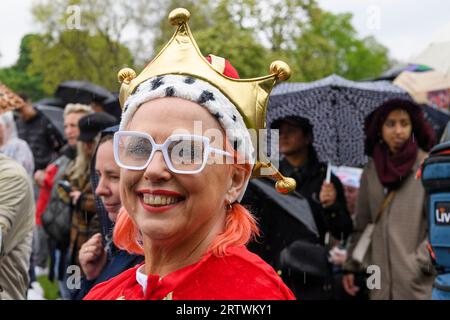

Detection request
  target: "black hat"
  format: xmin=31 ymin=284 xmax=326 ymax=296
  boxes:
xmin=78 ymin=112 xmax=118 ymax=142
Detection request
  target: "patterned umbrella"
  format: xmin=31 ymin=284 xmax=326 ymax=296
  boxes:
xmin=268 ymin=74 xmax=411 ymax=167
xmin=0 ymin=83 xmax=25 ymax=115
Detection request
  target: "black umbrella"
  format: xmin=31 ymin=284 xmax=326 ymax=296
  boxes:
xmin=55 ymin=80 xmax=114 ymax=105
xmin=247 ymin=179 xmax=318 ymax=237
xmin=35 ymin=105 xmax=65 ymax=138
xmin=35 ymin=97 xmax=66 ymax=108
xmin=102 ymin=93 xmax=122 ymax=121
xmin=243 ymin=179 xmax=329 ymax=280
xmin=268 ymin=74 xmax=411 ymax=167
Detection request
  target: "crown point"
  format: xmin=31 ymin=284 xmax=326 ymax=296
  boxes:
xmin=275 ymin=177 xmax=297 ymax=194
xmin=169 ymin=8 xmax=190 ymax=26
xmin=118 ymin=68 xmax=136 ymax=84
xmin=270 ymin=60 xmax=292 ymax=81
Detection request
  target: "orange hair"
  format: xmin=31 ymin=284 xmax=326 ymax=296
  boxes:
xmin=113 ymin=202 xmax=259 ymax=257
xmin=113 ymin=207 xmax=144 ymax=255
xmin=113 ymin=138 xmax=259 ymax=257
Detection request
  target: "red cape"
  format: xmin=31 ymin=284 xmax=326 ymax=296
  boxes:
xmin=84 ymin=245 xmax=295 ymax=300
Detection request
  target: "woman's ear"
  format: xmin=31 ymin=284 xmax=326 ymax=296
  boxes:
xmin=227 ymin=165 xmax=250 ymax=202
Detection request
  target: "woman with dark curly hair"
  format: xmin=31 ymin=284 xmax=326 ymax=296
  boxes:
xmin=342 ymin=98 xmax=436 ymax=299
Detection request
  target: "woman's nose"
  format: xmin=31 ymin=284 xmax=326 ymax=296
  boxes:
xmin=394 ymin=124 xmax=404 ymax=135
xmin=143 ymin=151 xmax=172 ymax=181
xmin=95 ymin=179 xmax=110 ymax=197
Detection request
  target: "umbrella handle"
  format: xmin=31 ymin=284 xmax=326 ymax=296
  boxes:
xmin=325 ymin=162 xmax=331 ymax=184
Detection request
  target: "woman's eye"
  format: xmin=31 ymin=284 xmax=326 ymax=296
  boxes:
xmin=128 ymin=139 xmax=151 ymax=156
xmin=170 ymin=140 xmax=203 ymax=163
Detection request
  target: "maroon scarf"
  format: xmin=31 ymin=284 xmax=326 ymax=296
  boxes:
xmin=372 ymin=138 xmax=418 ymax=190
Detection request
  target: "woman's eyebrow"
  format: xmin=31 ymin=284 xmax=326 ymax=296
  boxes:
xmin=104 ymin=168 xmax=120 ymax=175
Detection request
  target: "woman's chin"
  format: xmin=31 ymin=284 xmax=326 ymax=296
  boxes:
xmin=138 ymin=220 xmax=179 ymax=242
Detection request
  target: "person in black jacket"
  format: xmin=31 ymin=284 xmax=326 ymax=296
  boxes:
xmin=72 ymin=127 xmax=143 ymax=300
xmin=244 ymin=116 xmax=353 ymax=299
xmin=15 ymin=93 xmax=65 ymax=172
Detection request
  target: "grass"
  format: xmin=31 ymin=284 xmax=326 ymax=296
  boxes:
xmin=37 ymin=275 xmax=60 ymax=300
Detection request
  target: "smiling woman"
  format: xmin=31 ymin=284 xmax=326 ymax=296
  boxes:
xmin=83 ymin=8 xmax=295 ymax=300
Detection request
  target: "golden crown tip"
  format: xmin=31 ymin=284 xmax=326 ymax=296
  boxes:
xmin=169 ymin=8 xmax=190 ymax=26
xmin=118 ymin=68 xmax=136 ymax=84
xmin=270 ymin=61 xmax=291 ymax=81
xmin=275 ymin=177 xmax=297 ymax=194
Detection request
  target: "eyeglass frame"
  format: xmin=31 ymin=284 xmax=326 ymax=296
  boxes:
xmin=113 ymin=131 xmax=234 ymax=174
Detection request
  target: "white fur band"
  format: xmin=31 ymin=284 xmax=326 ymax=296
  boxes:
xmin=119 ymin=75 xmax=255 ymax=201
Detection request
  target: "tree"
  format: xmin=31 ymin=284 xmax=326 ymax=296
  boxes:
xmin=13 ymin=0 xmax=390 ymax=99
xmin=152 ymin=0 xmax=271 ymax=78
xmin=27 ymin=0 xmax=166 ymax=95
xmin=0 ymin=34 xmax=46 ymax=101
xmin=27 ymin=30 xmax=133 ymax=95
xmin=290 ymin=10 xmax=390 ymax=81
xmin=152 ymin=0 xmax=390 ymax=81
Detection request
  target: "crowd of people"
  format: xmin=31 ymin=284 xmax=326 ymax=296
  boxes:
xmin=0 ymin=8 xmax=445 ymax=300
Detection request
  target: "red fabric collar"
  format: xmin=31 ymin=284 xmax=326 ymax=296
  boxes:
xmin=373 ymin=138 xmax=418 ymax=190
xmin=84 ymin=246 xmax=295 ymax=300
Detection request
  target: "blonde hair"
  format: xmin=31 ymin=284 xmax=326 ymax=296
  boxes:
xmin=67 ymin=136 xmax=99 ymax=188
xmin=63 ymin=103 xmax=93 ymax=118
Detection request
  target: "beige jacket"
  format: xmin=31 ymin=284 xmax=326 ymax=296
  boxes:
xmin=345 ymin=149 xmax=435 ymax=300
xmin=0 ymin=154 xmax=35 ymax=300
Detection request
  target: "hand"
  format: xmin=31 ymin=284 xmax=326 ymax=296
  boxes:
xmin=319 ymin=182 xmax=337 ymax=208
xmin=34 ymin=170 xmax=46 ymax=188
xmin=329 ymin=246 xmax=348 ymax=266
xmin=342 ymin=273 xmax=360 ymax=296
xmin=79 ymin=233 xmax=107 ymax=281
xmin=69 ymin=190 xmax=82 ymax=206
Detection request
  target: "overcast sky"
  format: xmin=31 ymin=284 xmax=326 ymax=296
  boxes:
xmin=0 ymin=0 xmax=449 ymax=67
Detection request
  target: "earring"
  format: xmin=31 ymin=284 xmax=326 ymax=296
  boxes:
xmin=225 ymin=199 xmax=233 ymax=212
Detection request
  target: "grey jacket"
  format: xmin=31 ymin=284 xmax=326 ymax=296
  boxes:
xmin=344 ymin=149 xmax=435 ymax=300
xmin=0 ymin=154 xmax=35 ymax=299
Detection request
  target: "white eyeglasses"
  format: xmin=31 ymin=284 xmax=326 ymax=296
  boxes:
xmin=113 ymin=131 xmax=233 ymax=174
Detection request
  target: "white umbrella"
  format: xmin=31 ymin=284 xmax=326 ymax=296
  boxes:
xmin=411 ymin=22 xmax=450 ymax=75
xmin=394 ymin=70 xmax=450 ymax=108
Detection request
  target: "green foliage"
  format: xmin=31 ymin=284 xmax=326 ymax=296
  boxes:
xmin=289 ymin=10 xmax=390 ymax=81
xmin=27 ymin=30 xmax=133 ymax=95
xmin=152 ymin=0 xmax=391 ymax=81
xmin=152 ymin=0 xmax=271 ymax=78
xmin=0 ymin=34 xmax=46 ymax=101
xmin=3 ymin=0 xmax=391 ymax=101
xmin=37 ymin=275 xmax=59 ymax=300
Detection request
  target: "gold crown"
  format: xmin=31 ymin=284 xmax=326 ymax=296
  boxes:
xmin=117 ymin=8 xmax=296 ymax=193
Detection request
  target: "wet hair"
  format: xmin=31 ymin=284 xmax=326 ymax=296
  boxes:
xmin=112 ymin=139 xmax=259 ymax=257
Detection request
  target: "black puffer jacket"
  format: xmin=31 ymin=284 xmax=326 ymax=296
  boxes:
xmin=16 ymin=109 xmax=64 ymax=170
